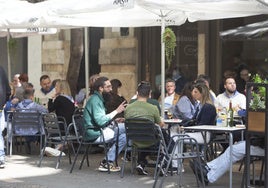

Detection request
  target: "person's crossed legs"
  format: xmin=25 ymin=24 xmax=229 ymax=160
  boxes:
xmin=190 ymin=141 xmax=264 ymax=185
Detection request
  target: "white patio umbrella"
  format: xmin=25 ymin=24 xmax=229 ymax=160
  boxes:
xmin=0 ymin=0 xmax=45 ymax=29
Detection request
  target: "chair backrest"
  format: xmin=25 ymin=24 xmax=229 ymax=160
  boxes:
xmin=124 ymin=118 xmax=162 ymax=143
xmin=42 ymin=113 xmax=63 ymax=139
xmin=73 ymin=107 xmax=84 ymax=116
xmin=12 ymin=109 xmax=43 ymax=136
xmin=71 ymin=113 xmax=85 ymax=141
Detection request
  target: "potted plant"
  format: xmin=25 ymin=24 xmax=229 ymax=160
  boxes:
xmin=247 ymin=74 xmax=268 ymax=132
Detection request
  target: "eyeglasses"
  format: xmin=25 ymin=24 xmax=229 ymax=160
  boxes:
xmin=104 ymin=84 xmax=112 ymax=89
xmin=138 ymin=81 xmax=150 ymax=87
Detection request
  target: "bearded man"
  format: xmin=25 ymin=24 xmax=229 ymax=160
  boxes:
xmin=83 ymin=76 xmax=127 ymax=172
xmin=214 ymin=76 xmax=246 ymax=151
xmin=215 ymin=77 xmax=246 ymax=111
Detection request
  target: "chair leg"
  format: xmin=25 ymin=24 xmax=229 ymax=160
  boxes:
xmin=79 ymin=145 xmax=90 ymax=170
xmin=191 ymin=159 xmax=201 ymax=187
xmin=70 ymin=142 xmax=82 ymax=173
xmin=10 ymin=134 xmax=13 ymax=156
xmin=252 ymin=160 xmax=255 ymax=185
xmin=55 ymin=151 xmax=62 ymax=169
xmin=55 ymin=141 xmax=66 ymax=169
xmin=39 ymin=135 xmax=43 ymax=158
xmin=120 ymin=148 xmax=128 ymax=178
xmin=131 ymin=147 xmax=137 ymax=174
xmin=103 ymin=143 xmax=110 ymax=174
xmin=196 ymin=156 xmax=205 ymax=188
xmin=259 ymin=157 xmax=265 ymax=186
xmin=238 ymin=158 xmax=244 ymax=172
xmin=153 ymin=147 xmax=162 ymax=180
xmin=38 ymin=140 xmax=47 ymax=167
xmin=38 ymin=148 xmax=45 ymax=167
xmin=241 ymin=162 xmax=246 ymax=188
xmin=86 ymin=145 xmax=91 ymax=167
xmin=67 ymin=142 xmax=72 ymax=165
xmin=159 ymin=153 xmax=173 ymax=188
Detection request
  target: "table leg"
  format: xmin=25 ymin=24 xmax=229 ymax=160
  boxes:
xmin=229 ymin=132 xmax=233 ymax=188
xmin=200 ymin=131 xmax=207 ymax=161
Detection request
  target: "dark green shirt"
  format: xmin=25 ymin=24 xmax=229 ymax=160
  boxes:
xmin=129 ymin=98 xmax=161 ymax=114
xmin=125 ymin=100 xmax=161 ymax=147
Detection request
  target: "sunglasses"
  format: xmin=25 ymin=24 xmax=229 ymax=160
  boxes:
xmin=138 ymin=81 xmax=151 ymax=87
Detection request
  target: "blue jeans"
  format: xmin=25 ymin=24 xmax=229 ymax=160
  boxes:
xmin=0 ymin=112 xmax=5 ymax=161
xmin=94 ymin=123 xmax=126 ymax=162
xmin=207 ymin=141 xmax=264 ymax=183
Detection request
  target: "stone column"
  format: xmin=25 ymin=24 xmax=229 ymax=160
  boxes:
xmin=28 ymin=36 xmax=42 ymax=88
xmin=42 ymin=30 xmax=70 ymax=81
xmin=197 ymin=22 xmax=208 ymax=75
xmin=99 ymin=28 xmax=138 ymax=101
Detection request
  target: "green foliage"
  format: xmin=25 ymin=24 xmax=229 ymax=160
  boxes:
xmin=249 ymin=74 xmax=268 ymax=110
xmin=163 ymin=28 xmax=176 ymax=68
xmin=8 ymin=38 xmax=17 ymax=52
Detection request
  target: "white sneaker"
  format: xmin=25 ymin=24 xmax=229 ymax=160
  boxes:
xmin=98 ymin=161 xmax=120 ymax=172
xmin=181 ymin=164 xmax=185 ymax=172
xmin=170 ymin=164 xmax=185 ymax=173
xmin=44 ymin=147 xmax=66 ymax=157
xmin=0 ymin=161 xmax=5 ymax=169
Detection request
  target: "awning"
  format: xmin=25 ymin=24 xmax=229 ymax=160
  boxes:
xmin=220 ymin=20 xmax=268 ymax=40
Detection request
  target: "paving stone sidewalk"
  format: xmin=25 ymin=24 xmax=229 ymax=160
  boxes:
xmin=0 ymin=153 xmax=261 ymax=188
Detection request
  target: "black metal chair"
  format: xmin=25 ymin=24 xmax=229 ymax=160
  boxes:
xmin=153 ymin=134 xmax=206 ymax=188
xmin=8 ymin=109 xmax=44 ymax=156
xmin=38 ymin=113 xmax=77 ymax=169
xmin=240 ymin=136 xmax=265 ymax=187
xmin=73 ymin=107 xmax=84 ymax=116
xmin=240 ymin=155 xmax=265 ymax=187
xmin=69 ymin=114 xmax=114 ymax=173
xmin=120 ymin=118 xmax=168 ymax=179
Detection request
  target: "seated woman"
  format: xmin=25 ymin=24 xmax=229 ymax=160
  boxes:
xmin=172 ymin=82 xmax=198 ymax=122
xmin=185 ymin=83 xmax=217 ymax=144
xmin=104 ymin=78 xmax=127 ymax=119
xmin=168 ymin=82 xmax=198 ymax=171
xmin=48 ymin=80 xmax=75 ymax=129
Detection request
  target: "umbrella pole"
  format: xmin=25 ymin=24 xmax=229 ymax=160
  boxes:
xmin=160 ymin=17 xmax=165 ymax=118
xmin=7 ymin=29 xmax=11 ymax=81
xmin=84 ymin=27 xmax=89 ymax=99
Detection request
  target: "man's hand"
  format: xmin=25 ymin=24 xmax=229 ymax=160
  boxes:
xmin=116 ymin=101 xmax=127 ymax=114
xmin=11 ymin=98 xmax=19 ymax=105
xmin=115 ymin=118 xmax=125 ymax=123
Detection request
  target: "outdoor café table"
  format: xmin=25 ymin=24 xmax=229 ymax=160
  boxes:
xmin=163 ymin=118 xmax=182 ymax=132
xmin=163 ymin=118 xmax=182 ymax=125
xmin=163 ymin=118 xmax=184 ymax=173
xmin=183 ymin=125 xmax=246 ymax=188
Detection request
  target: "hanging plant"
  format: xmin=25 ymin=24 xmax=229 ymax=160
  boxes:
xmin=8 ymin=38 xmax=17 ymax=53
xmin=163 ymin=27 xmax=176 ymax=68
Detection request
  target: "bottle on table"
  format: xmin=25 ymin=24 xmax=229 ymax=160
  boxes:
xmin=167 ymin=109 xmax=173 ymax=119
xmin=216 ymin=106 xmax=227 ymax=127
xmin=227 ymin=100 xmax=234 ymax=127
